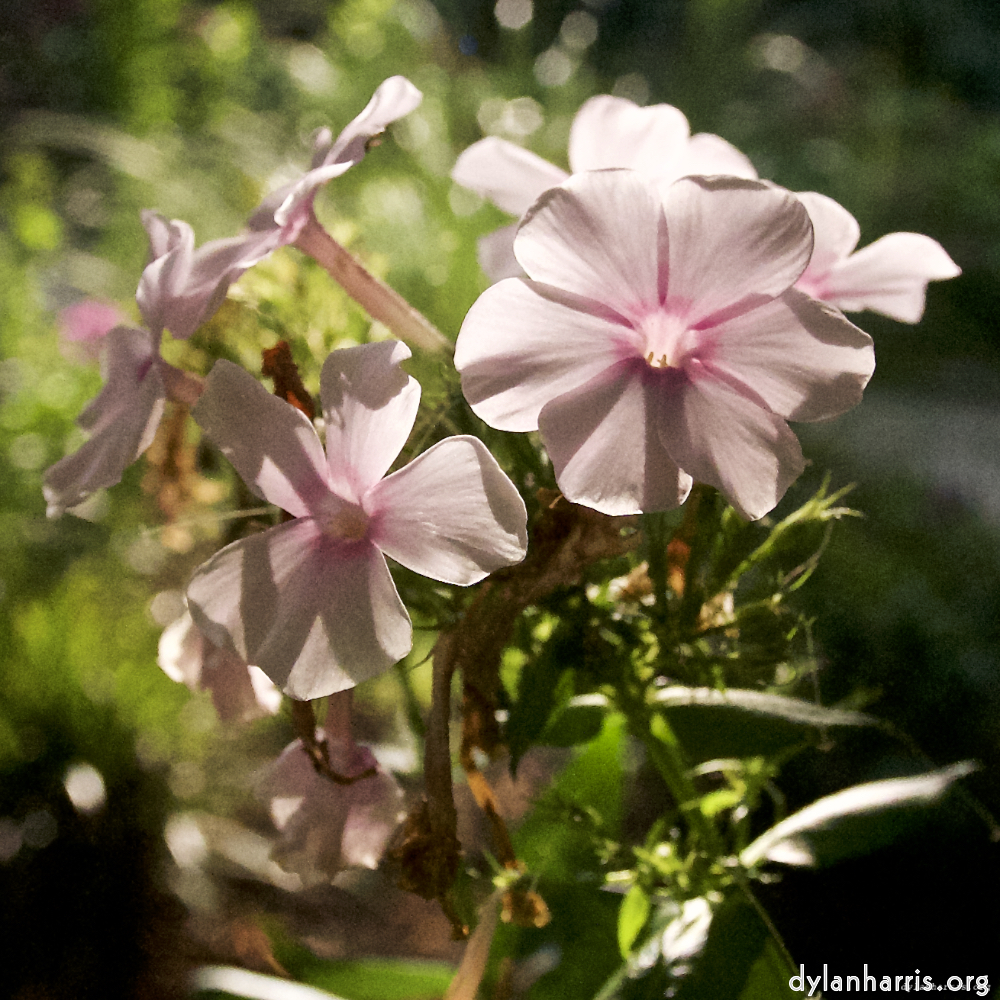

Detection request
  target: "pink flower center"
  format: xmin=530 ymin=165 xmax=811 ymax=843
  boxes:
xmin=636 ymin=306 xmax=699 ymax=371
xmin=322 ymin=504 xmax=370 ymax=542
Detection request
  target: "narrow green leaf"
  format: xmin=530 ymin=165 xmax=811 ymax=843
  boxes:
xmin=649 ymin=687 xmax=876 ymax=762
xmin=650 ymin=687 xmax=875 ymax=728
xmin=741 ymin=762 xmax=976 ymax=868
xmin=618 ymin=885 xmax=651 ymax=957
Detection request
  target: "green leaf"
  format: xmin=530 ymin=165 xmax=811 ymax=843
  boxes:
xmin=741 ymin=762 xmax=976 ymax=868
xmin=649 ymin=687 xmax=875 ymax=762
xmin=618 ymin=885 xmax=651 ymax=957
xmin=292 ymin=958 xmax=455 ymax=1000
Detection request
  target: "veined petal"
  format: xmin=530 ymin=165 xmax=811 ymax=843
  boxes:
xmin=515 ymin=170 xmax=665 ymax=319
xmin=43 ymin=327 xmax=165 ymax=516
xmin=369 ymin=435 xmax=527 ymax=585
xmin=452 ymin=137 xmax=568 ymax=216
xmin=703 ymin=288 xmax=875 ymax=422
xmin=187 ymin=518 xmax=412 ymax=700
xmin=795 ymin=191 xmax=861 ymax=278
xmin=658 ymin=370 xmax=805 ymax=521
xmin=320 ymin=341 xmax=420 ymax=500
xmin=323 ymin=76 xmax=422 ymax=170
xmin=681 ymin=134 xmax=758 ymax=180
xmin=477 ymin=225 xmax=524 ymax=282
xmin=193 ymin=360 xmax=331 ymax=518
xmin=663 ymin=177 xmax=813 ymax=325
xmin=539 ymin=361 xmax=693 ymax=515
xmin=456 ymin=277 xmax=640 ymax=431
xmin=569 ymin=96 xmax=690 ymax=175
xmin=820 ymin=231 xmax=962 ymax=323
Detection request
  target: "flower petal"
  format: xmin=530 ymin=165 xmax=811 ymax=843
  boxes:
xmin=369 ymin=435 xmax=527 ymax=585
xmin=514 ymin=170 xmax=665 ymax=319
xmin=456 ymin=277 xmax=640 ymax=431
xmin=187 ymin=518 xmax=412 ymax=700
xmin=193 ymin=359 xmax=331 ymax=518
xmin=568 ymin=96 xmax=690 ymax=175
xmin=320 ymin=341 xmax=420 ymax=499
xmin=703 ymin=288 xmax=875 ymax=422
xmin=451 ymin=136 xmax=568 ymax=216
xmin=819 ymin=231 xmax=962 ymax=323
xmin=658 ymin=370 xmax=805 ymax=521
xmin=794 ymin=192 xmax=861 ymax=278
xmin=538 ymin=361 xmax=693 ymax=515
xmin=477 ymin=224 xmax=524 ymax=282
xmin=681 ymin=133 xmax=758 ymax=180
xmin=322 ymin=76 xmax=423 ymax=171
xmin=137 ymin=214 xmax=274 ymax=339
xmin=662 ymin=176 xmax=813 ymax=325
xmin=43 ymin=326 xmax=165 ymax=516
xmin=248 ymin=77 xmax=423 ymax=239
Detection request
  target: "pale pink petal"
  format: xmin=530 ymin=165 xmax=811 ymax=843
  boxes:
xmin=663 ymin=177 xmax=813 ymax=325
xmin=456 ymin=277 xmax=640 ymax=431
xmin=259 ymin=737 xmax=403 ymax=878
xmin=514 ymin=170 xmax=665 ymax=320
xmin=703 ymin=289 xmax=875 ymax=422
xmin=538 ymin=361 xmax=693 ymax=515
xmin=320 ymin=341 xmax=420 ymax=500
xmin=250 ymin=77 xmax=422 ymax=238
xmin=369 ymin=435 xmax=527 ymax=585
xmin=187 ymin=519 xmax=411 ymax=700
xmin=322 ymin=76 xmax=423 ymax=170
xmin=137 ymin=214 xmax=275 ymax=339
xmin=477 ymin=224 xmax=524 ymax=282
xmin=141 ymin=209 xmax=174 ymax=261
xmin=794 ymin=192 xmax=860 ymax=279
xmin=681 ymin=134 xmax=758 ymax=180
xmin=159 ymin=611 xmax=280 ymax=721
xmin=658 ymin=372 xmax=805 ymax=520
xmin=819 ymin=231 xmax=962 ymax=323
xmin=157 ymin=610 xmax=204 ymax=687
xmin=451 ymin=137 xmax=568 ymax=216
xmin=43 ymin=326 xmax=165 ymax=516
xmin=193 ymin=360 xmax=331 ymax=518
xmin=568 ymin=96 xmax=690 ymax=174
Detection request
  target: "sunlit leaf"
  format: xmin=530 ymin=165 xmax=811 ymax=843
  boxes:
xmin=740 ymin=762 xmax=976 ymax=868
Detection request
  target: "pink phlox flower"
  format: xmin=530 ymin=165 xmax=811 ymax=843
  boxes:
xmin=794 ymin=191 xmax=961 ymax=323
xmin=245 ymin=75 xmax=423 ymax=247
xmin=158 ymin=609 xmax=281 ymax=723
xmin=257 ymin=732 xmax=405 ymax=880
xmin=455 ymin=171 xmax=876 ymax=521
xmin=187 ymin=340 xmax=528 ymax=700
xmin=43 ymin=325 xmax=169 ymax=516
xmin=451 ymin=94 xmax=757 ymax=281
xmin=135 ymin=78 xmax=421 ymax=342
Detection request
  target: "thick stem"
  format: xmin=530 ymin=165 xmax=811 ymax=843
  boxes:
xmin=294 ymin=213 xmax=452 ymax=354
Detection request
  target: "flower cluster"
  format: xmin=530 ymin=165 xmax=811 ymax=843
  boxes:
xmin=42 ymin=76 xmax=960 ymax=885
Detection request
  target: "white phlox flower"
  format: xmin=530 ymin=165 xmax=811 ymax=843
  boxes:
xmin=455 ymin=171 xmax=876 ymax=521
xmin=187 ymin=340 xmax=528 ymax=701
xmin=257 ymin=733 xmax=406 ymax=879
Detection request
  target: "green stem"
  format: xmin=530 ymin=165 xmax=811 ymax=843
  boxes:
xmin=646 ymin=711 xmax=723 ymax=855
xmin=295 ymin=212 xmax=452 ymax=353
